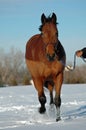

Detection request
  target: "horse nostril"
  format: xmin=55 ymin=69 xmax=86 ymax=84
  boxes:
xmin=52 ymin=53 xmax=56 ymax=58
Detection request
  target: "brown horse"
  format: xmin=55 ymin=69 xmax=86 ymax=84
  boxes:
xmin=25 ymin=13 xmax=66 ymax=121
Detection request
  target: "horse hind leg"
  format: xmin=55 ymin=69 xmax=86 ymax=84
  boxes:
xmin=50 ymin=91 xmax=54 ymax=105
xmin=44 ymin=81 xmax=54 ymax=105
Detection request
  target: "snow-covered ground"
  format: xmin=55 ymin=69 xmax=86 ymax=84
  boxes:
xmin=0 ymin=84 xmax=86 ymax=130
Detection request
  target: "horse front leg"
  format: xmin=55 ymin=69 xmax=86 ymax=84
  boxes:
xmin=54 ymin=72 xmax=63 ymax=121
xmin=39 ymin=93 xmax=46 ymax=113
xmin=33 ymin=77 xmax=46 ymax=114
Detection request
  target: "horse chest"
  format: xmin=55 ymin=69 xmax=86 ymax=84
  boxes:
xmin=42 ymin=62 xmax=63 ymax=78
xmin=26 ymin=60 xmax=64 ymax=78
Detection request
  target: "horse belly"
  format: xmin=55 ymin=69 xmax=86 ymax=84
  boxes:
xmin=26 ymin=59 xmax=64 ymax=78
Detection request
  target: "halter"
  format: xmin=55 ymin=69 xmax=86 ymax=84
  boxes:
xmin=44 ymin=41 xmax=58 ymax=62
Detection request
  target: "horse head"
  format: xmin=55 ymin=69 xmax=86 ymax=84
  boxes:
xmin=39 ymin=13 xmax=58 ymax=61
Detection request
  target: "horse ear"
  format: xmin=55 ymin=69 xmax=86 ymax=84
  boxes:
xmin=52 ymin=13 xmax=57 ymax=24
xmin=41 ymin=13 xmax=46 ymax=24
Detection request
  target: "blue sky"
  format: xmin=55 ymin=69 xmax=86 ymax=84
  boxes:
xmin=0 ymin=0 xmax=86 ymax=64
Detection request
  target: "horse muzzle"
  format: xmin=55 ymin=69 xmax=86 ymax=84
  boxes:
xmin=46 ymin=53 xmax=56 ymax=62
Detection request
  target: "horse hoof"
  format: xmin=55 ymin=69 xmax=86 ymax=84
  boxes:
xmin=56 ymin=117 xmax=61 ymax=122
xmin=39 ymin=107 xmax=46 ymax=114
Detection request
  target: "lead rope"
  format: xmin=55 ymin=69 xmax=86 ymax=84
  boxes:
xmin=65 ymin=53 xmax=86 ymax=71
xmin=65 ymin=53 xmax=76 ymax=71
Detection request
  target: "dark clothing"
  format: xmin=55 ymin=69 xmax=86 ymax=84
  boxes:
xmin=81 ymin=48 xmax=86 ymax=58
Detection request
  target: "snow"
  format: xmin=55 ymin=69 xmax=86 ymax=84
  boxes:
xmin=0 ymin=84 xmax=86 ymax=130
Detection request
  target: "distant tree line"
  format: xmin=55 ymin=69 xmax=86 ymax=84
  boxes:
xmin=64 ymin=64 xmax=86 ymax=84
xmin=0 ymin=47 xmax=86 ymax=87
xmin=0 ymin=47 xmax=31 ymax=87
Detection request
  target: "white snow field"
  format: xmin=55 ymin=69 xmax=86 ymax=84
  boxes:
xmin=0 ymin=84 xmax=86 ymax=130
